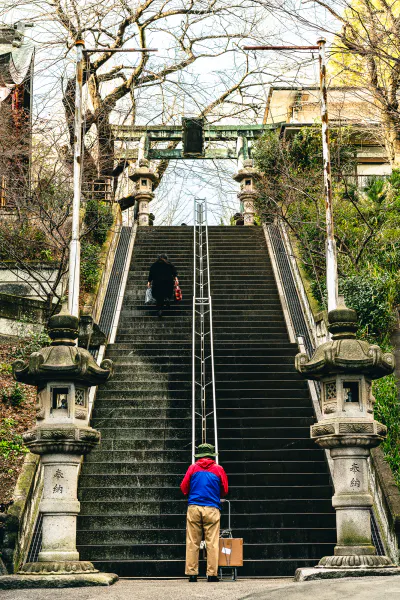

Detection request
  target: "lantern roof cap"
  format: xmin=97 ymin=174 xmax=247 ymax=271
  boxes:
xmin=129 ymin=159 xmax=158 ymax=183
xmin=233 ymin=161 xmax=260 ymax=182
xmin=295 ymin=297 xmax=394 ymax=379
xmin=13 ymin=305 xmax=113 ymax=386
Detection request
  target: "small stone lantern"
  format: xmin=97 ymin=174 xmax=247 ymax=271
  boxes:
xmin=233 ymin=159 xmax=259 ymax=226
xmin=7 ymin=307 xmax=118 ymax=587
xmin=295 ymin=297 xmax=400 ymax=580
xmin=129 ymin=158 xmax=158 ymax=226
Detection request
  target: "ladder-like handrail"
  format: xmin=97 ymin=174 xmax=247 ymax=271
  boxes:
xmin=192 ymin=198 xmax=219 ymax=464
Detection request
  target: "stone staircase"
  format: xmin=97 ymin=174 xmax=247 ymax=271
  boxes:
xmin=76 ymin=225 xmax=336 ymax=577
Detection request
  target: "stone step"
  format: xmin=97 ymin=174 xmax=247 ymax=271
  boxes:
xmin=78 ymin=540 xmax=332 ymax=561
xmin=78 ymin=511 xmax=335 ymax=530
xmin=90 ymin=438 xmax=318 ymax=452
xmin=84 ymin=558 xmax=322 ymax=578
xmin=79 ymin=498 xmax=333 ymax=516
xmin=94 ymin=428 xmax=310 ymax=442
xmin=85 ymin=448 xmax=324 ymax=463
xmin=101 ymin=379 xmax=305 ymax=391
xmin=92 ymin=405 xmax=315 ymax=417
xmin=93 ymin=398 xmax=315 ymax=410
xmin=95 ymin=389 xmax=310 ymax=400
xmin=76 ymin=526 xmax=336 ymax=545
xmin=109 ymin=369 xmax=302 ymax=381
xmin=80 ymin=460 xmax=328 ymax=475
xmin=79 ymin=472 xmax=329 ymax=489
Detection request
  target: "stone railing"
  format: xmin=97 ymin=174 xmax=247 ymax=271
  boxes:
xmin=264 ymin=218 xmax=400 ymax=564
xmin=1 ymin=454 xmax=43 ymax=573
xmin=368 ymin=447 xmax=400 ymax=563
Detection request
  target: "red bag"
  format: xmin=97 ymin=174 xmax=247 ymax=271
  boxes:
xmin=174 ymin=284 xmax=182 ymax=302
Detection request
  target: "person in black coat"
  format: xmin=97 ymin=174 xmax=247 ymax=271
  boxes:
xmin=147 ymin=253 xmax=178 ymax=317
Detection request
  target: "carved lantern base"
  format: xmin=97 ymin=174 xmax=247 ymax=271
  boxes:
xmin=295 ymin=298 xmax=400 ymax=581
xmin=1 ymin=569 xmax=118 ymax=589
xmin=295 ymin=565 xmax=400 ymax=582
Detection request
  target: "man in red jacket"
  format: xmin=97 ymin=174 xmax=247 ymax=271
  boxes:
xmin=180 ymin=443 xmax=228 ymax=582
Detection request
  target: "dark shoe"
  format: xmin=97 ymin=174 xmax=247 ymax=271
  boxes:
xmin=207 ymin=576 xmax=219 ymax=582
xmin=189 ymin=575 xmax=197 ymax=582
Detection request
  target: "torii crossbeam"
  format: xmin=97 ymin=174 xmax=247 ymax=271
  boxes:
xmin=112 ymin=122 xmax=281 ymax=160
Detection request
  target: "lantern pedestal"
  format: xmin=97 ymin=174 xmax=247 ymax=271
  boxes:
xmin=295 ymin=297 xmax=400 ymax=581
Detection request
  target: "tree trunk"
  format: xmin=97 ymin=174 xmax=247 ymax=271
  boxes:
xmin=381 ymin=113 xmax=400 ymax=170
xmin=96 ymin=108 xmax=115 ymax=176
xmin=62 ymin=77 xmax=104 ymax=180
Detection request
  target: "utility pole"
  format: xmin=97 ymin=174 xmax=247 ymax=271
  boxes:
xmin=244 ymin=40 xmax=338 ymax=311
xmin=317 ymin=38 xmax=337 ymax=313
xmin=68 ymin=43 xmax=157 ymax=318
xmin=68 ymin=38 xmax=85 ymax=318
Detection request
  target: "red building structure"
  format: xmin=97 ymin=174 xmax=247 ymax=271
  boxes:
xmin=0 ymin=22 xmax=34 ymax=211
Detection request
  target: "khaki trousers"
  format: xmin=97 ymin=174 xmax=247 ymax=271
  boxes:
xmin=185 ymin=504 xmax=220 ymax=576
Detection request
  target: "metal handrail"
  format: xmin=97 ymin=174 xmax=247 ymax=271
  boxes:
xmin=192 ymin=198 xmax=219 ymax=464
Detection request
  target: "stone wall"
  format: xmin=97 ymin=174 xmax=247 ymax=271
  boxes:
xmin=0 ymin=293 xmax=47 ymax=338
xmin=369 ymin=447 xmax=400 ymax=563
xmin=0 ymin=264 xmax=62 ymax=302
xmin=2 ymin=455 xmax=43 ymax=573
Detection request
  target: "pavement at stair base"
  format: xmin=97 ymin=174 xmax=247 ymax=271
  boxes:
xmin=2 ymin=576 xmax=400 ymax=600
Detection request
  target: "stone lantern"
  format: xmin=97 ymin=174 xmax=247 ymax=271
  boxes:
xmin=5 ymin=307 xmax=118 ymax=587
xmin=129 ymin=158 xmax=158 ymax=226
xmin=233 ymin=159 xmax=258 ymax=226
xmin=295 ymin=297 xmax=400 ymax=580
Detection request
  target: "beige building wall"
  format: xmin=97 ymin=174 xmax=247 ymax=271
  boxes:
xmin=264 ymin=87 xmax=390 ymax=182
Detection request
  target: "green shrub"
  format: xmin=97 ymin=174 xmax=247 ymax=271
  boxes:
xmin=373 ymin=374 xmax=400 ymax=487
xmin=0 ymin=418 xmax=28 ymax=461
xmin=9 ymin=383 xmax=26 ymax=407
xmin=40 ymin=249 xmax=53 ymax=261
xmin=84 ymin=199 xmax=113 ymax=246
xmin=81 ymin=242 xmax=101 ymax=293
xmin=0 ymin=362 xmax=12 ymax=375
xmin=12 ymin=326 xmax=51 ymax=360
xmin=339 ymin=273 xmax=399 ymax=344
xmin=1 ymin=383 xmax=26 ymax=407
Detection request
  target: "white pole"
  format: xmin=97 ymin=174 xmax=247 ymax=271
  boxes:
xmin=192 ymin=198 xmax=196 ymax=464
xmin=318 ymin=38 xmax=338 ymax=312
xmin=68 ymin=38 xmax=85 ymax=317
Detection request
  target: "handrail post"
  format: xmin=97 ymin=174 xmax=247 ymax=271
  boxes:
xmin=192 ymin=198 xmax=218 ymax=463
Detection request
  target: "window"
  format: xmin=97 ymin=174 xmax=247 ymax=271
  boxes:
xmin=52 ymin=387 xmax=69 ymax=410
xmin=343 ymin=381 xmax=359 ymax=403
xmin=75 ymin=388 xmax=85 ymax=407
xmin=141 ymin=179 xmax=147 ymax=186
xmin=325 ymin=381 xmax=336 ymax=400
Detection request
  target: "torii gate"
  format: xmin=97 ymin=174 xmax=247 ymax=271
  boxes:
xmin=111 ymin=119 xmax=280 ymax=225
